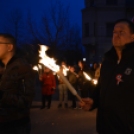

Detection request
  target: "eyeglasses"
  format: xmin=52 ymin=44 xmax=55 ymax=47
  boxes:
xmin=0 ymin=42 xmax=11 ymax=44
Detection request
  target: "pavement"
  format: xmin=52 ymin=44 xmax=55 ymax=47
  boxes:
xmin=31 ymin=101 xmax=98 ymax=134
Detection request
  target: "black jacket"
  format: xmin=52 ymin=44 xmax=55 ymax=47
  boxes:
xmin=0 ymin=56 xmax=35 ymax=123
xmin=93 ymin=42 xmax=134 ymax=134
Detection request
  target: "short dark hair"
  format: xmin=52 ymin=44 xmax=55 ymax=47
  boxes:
xmin=0 ymin=33 xmax=16 ymax=50
xmin=114 ymin=19 xmax=134 ymax=33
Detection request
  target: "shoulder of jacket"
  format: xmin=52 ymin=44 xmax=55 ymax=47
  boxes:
xmin=9 ymin=58 xmax=33 ymax=75
xmin=12 ymin=58 xmax=31 ymax=68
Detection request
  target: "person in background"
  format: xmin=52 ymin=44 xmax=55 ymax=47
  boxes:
xmin=57 ymin=61 xmax=68 ymax=108
xmin=0 ymin=33 xmax=35 ymax=134
xmin=77 ymin=60 xmax=94 ymax=98
xmin=94 ymin=63 xmax=101 ymax=80
xmin=91 ymin=63 xmax=99 ymax=78
xmin=40 ymin=67 xmax=56 ymax=109
xmin=68 ymin=65 xmax=78 ymax=109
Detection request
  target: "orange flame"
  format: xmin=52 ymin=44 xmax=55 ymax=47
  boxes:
xmin=39 ymin=45 xmax=59 ymax=72
xmin=33 ymin=66 xmax=38 ymax=71
xmin=83 ymin=71 xmax=91 ymax=81
xmin=83 ymin=71 xmax=98 ymax=85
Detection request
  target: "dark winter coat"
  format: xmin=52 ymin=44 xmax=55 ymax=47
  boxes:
xmin=0 ymin=56 xmax=35 ymax=123
xmin=92 ymin=42 xmax=134 ymax=134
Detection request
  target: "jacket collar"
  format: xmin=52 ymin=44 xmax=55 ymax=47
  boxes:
xmin=105 ymin=42 xmax=134 ymax=61
xmin=122 ymin=42 xmax=134 ymax=54
xmin=5 ymin=55 xmax=18 ymax=68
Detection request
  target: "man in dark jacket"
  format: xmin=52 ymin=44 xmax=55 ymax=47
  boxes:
xmin=80 ymin=19 xmax=134 ymax=134
xmin=0 ymin=33 xmax=35 ymax=134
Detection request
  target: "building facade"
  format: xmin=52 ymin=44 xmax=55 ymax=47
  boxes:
xmin=82 ymin=0 xmax=134 ymax=63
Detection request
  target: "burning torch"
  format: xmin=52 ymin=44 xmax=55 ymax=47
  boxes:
xmin=38 ymin=45 xmax=83 ymax=102
xmin=83 ymin=71 xmax=98 ymax=85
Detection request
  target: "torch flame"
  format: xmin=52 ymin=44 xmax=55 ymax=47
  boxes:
xmin=93 ymin=79 xmax=98 ymax=85
xmin=38 ymin=64 xmax=42 ymax=69
xmin=83 ymin=71 xmax=91 ymax=81
xmin=33 ymin=66 xmax=38 ymax=71
xmin=83 ymin=71 xmax=98 ymax=85
xmin=39 ymin=45 xmax=59 ymax=72
xmin=62 ymin=65 xmax=69 ymax=76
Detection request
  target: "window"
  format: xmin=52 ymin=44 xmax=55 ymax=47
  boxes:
xmin=106 ymin=23 xmax=114 ymax=37
xmin=106 ymin=0 xmax=117 ymax=5
xmin=84 ymin=23 xmax=89 ymax=37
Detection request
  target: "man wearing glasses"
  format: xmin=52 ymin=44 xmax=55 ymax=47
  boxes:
xmin=0 ymin=33 xmax=35 ymax=134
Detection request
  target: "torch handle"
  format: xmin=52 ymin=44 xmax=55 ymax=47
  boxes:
xmin=75 ymin=94 xmax=83 ymax=102
xmin=57 ymin=71 xmax=83 ymax=103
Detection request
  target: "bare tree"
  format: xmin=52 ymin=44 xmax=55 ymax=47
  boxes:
xmin=26 ymin=10 xmax=41 ymax=44
xmin=25 ymin=0 xmax=84 ymax=63
xmin=4 ymin=8 xmax=24 ymax=45
xmin=62 ymin=24 xmax=82 ymax=50
xmin=41 ymin=0 xmax=70 ymax=48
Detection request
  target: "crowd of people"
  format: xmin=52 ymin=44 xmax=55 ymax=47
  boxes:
xmin=39 ymin=60 xmax=101 ymax=109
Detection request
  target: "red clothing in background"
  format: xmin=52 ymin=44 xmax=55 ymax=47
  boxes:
xmin=41 ymin=72 xmax=56 ymax=95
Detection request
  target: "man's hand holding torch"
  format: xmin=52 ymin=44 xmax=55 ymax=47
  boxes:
xmin=79 ymin=98 xmax=94 ymax=111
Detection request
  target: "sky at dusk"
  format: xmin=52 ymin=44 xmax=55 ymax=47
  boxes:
xmin=0 ymin=0 xmax=84 ymax=32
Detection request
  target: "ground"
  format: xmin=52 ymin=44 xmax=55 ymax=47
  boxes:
xmin=31 ymin=101 xmax=97 ymax=134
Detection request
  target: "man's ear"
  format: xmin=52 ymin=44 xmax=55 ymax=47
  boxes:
xmin=7 ymin=44 xmax=14 ymax=52
xmin=131 ymin=33 xmax=134 ymax=40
